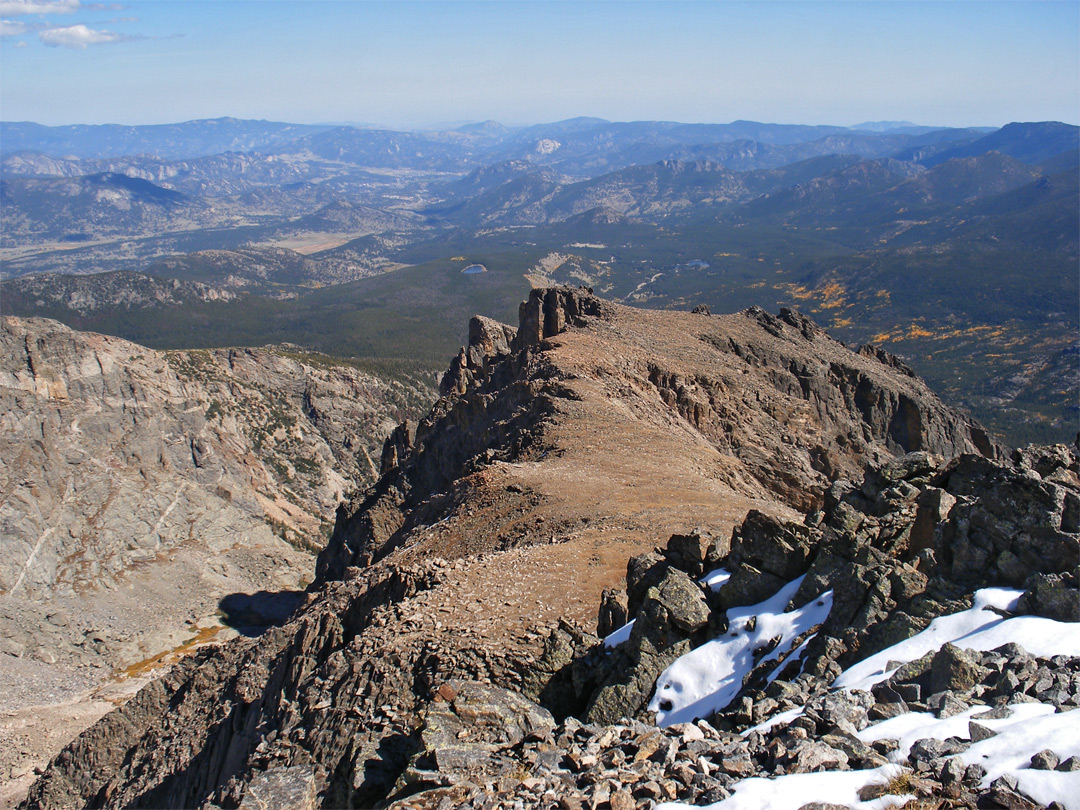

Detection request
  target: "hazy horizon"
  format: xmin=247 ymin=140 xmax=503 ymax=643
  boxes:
xmin=1 ymin=1 xmax=1077 ymax=130
xmin=0 ymin=114 xmax=1024 ymax=131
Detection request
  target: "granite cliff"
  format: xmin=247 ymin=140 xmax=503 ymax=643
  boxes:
xmin=0 ymin=317 xmax=434 ymax=804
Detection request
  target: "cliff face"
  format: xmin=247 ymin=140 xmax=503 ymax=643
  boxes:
xmin=17 ymin=288 xmax=1004 ymax=810
xmin=0 ymin=316 xmax=435 ymax=797
xmin=1 ymin=317 xmax=431 ymax=603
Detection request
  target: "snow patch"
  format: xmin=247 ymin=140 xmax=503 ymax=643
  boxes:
xmin=649 ymin=575 xmax=832 ymax=726
xmin=656 ymin=764 xmax=909 ymax=810
xmin=859 ymin=702 xmax=1080 ymax=810
xmin=603 ymin=619 xmax=635 ymax=649
xmin=700 ymin=567 xmax=731 ymax=592
xmin=857 ymin=700 xmax=1057 ymax=760
xmin=834 ymin=588 xmax=1080 ymax=692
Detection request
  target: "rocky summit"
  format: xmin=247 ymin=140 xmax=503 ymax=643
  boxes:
xmin=14 ymin=288 xmax=1077 ymax=810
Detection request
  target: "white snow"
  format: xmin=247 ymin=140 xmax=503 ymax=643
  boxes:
xmin=1012 ymin=770 xmax=1080 ymax=810
xmin=856 ymin=700 xmax=1057 ymax=759
xmin=655 ymin=764 xmax=910 ymax=810
xmin=741 ymin=705 xmax=803 ymax=737
xmin=603 ymin=619 xmax=635 ymax=649
xmin=647 ymin=582 xmax=1080 ymax=810
xmin=648 ymin=575 xmax=833 ymax=726
xmin=700 ymin=567 xmax=731 ymax=592
xmin=859 ymin=701 xmax=1080 ymax=810
xmin=833 ymin=588 xmax=1080 ymax=692
xmin=961 ymin=709 xmax=1080 ymax=799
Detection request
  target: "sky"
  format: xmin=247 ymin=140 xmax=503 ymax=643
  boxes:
xmin=0 ymin=0 xmax=1077 ymax=129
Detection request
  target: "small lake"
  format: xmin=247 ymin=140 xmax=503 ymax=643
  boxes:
xmin=462 ymin=263 xmax=487 ymax=274
xmin=685 ymin=260 xmax=710 ymax=270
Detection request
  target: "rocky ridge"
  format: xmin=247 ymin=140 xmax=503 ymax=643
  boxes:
xmin=319 ymin=287 xmax=994 ymax=581
xmin=14 ymin=288 xmax=1012 ymax=810
xmin=3 ymin=270 xmax=238 ymax=312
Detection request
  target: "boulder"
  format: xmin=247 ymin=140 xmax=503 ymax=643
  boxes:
xmin=404 ymin=681 xmax=556 ymax=786
xmin=596 ymin=589 xmax=629 ymax=638
xmin=626 ymin=551 xmax=668 ymax=616
xmin=1017 ymin=572 xmax=1079 ymax=622
xmin=725 ymin=510 xmax=818 ymax=582
xmin=666 ymin=529 xmax=720 ymax=578
xmin=908 ymin=487 xmax=956 ymax=557
xmin=786 ymin=740 xmax=849 ymax=773
xmin=651 ymin=568 xmax=710 ymax=634
xmin=930 ymin=644 xmax=991 ymax=694
xmin=238 ymin=766 xmax=318 ymax=810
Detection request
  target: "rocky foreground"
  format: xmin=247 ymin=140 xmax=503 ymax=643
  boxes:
xmin=377 ymin=443 xmax=1077 ymax=810
xmin=17 ymin=288 xmax=1077 ymax=809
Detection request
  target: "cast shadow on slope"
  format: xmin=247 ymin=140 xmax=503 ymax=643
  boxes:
xmin=218 ymin=589 xmax=307 ymax=637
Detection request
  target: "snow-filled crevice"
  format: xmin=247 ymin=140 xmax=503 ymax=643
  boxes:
xmin=602 ymin=618 xmax=635 ymax=649
xmin=649 ymin=574 xmax=833 ymax=727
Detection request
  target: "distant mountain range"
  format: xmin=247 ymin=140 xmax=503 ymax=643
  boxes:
xmin=1 ymin=116 xmax=1076 ymax=447
xmin=1 ymin=115 xmax=1002 ymax=174
xmin=0 ymin=117 xmax=332 ymax=160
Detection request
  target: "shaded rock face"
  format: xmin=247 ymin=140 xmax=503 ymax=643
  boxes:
xmin=20 ymin=290 xmax=1004 ymax=810
xmin=438 ymin=315 xmax=517 ymax=397
xmin=513 ymin=286 xmax=606 ymax=350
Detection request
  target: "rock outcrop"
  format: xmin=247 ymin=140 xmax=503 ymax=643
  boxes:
xmin=319 ymin=287 xmax=993 ymax=581
xmin=1 ymin=317 xmax=433 ymax=602
xmin=16 ymin=288 xmax=1007 ymax=810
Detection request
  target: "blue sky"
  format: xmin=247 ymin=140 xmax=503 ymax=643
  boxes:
xmin=1 ymin=0 xmax=1077 ymax=128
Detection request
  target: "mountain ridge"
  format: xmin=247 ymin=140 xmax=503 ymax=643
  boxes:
xmin=14 ymin=287 xmax=1024 ymax=810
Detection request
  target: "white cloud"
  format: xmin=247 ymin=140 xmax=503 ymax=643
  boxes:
xmin=38 ymin=22 xmax=124 ymax=48
xmin=0 ymin=0 xmax=79 ymax=15
xmin=0 ymin=17 xmax=27 ymax=35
